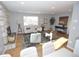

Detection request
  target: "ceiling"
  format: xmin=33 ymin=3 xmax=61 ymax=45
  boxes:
xmin=1 ymin=1 xmax=77 ymax=14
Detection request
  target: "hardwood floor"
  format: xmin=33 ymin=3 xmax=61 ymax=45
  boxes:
xmin=5 ymin=35 xmax=42 ymax=57
xmin=5 ymin=35 xmax=23 ymax=57
xmin=4 ymin=33 xmax=71 ymax=57
xmin=36 ymin=44 xmax=42 ymax=57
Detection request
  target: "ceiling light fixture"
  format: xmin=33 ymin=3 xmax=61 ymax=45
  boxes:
xmin=20 ymin=2 xmax=25 ymax=5
xmin=51 ymin=7 xmax=55 ymax=9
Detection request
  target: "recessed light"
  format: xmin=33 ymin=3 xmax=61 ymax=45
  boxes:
xmin=51 ymin=7 xmax=55 ymax=9
xmin=20 ymin=2 xmax=25 ymax=4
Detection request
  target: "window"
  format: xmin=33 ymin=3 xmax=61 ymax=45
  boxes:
xmin=23 ymin=16 xmax=38 ymax=26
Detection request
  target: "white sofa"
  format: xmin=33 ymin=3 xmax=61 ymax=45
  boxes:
xmin=44 ymin=48 xmax=78 ymax=57
xmin=24 ymin=25 xmax=42 ymax=33
xmin=44 ymin=40 xmax=79 ymax=57
xmin=20 ymin=47 xmax=38 ymax=57
xmin=42 ymin=41 xmax=55 ymax=56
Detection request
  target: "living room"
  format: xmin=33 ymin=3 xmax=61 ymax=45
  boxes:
xmin=0 ymin=1 xmax=79 ymax=57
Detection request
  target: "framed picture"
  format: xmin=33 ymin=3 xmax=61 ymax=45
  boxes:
xmin=59 ymin=16 xmax=69 ymax=25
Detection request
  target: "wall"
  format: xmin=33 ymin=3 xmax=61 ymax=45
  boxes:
xmin=8 ymin=11 xmax=73 ymax=33
xmin=0 ymin=3 xmax=8 ymax=54
xmin=8 ymin=12 xmax=53 ymax=33
xmin=0 ymin=2 xmax=10 ymax=27
xmin=67 ymin=3 xmax=79 ymax=49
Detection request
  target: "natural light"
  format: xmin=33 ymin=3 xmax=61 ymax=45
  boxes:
xmin=23 ymin=16 xmax=38 ymax=26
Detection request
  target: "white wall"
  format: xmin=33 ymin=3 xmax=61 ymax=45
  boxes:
xmin=8 ymin=12 xmax=53 ymax=33
xmin=0 ymin=3 xmax=8 ymax=54
xmin=0 ymin=2 xmax=10 ymax=27
xmin=67 ymin=3 xmax=79 ymax=49
xmin=8 ymin=12 xmax=18 ymax=33
xmin=8 ymin=11 xmax=73 ymax=33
